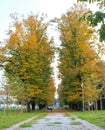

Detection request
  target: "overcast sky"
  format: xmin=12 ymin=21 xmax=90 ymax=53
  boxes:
xmin=0 ymin=0 xmax=79 ymax=41
xmin=0 ymin=0 xmax=99 ymax=42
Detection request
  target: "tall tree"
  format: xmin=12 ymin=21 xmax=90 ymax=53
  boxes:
xmin=57 ymin=4 xmax=101 ymax=110
xmin=1 ymin=13 xmax=55 ymax=112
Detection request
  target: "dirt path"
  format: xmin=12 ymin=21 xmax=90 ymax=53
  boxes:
xmin=9 ymin=112 xmax=104 ymax=130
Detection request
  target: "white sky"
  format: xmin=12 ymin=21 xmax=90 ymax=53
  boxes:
xmin=0 ymin=0 xmax=78 ymax=41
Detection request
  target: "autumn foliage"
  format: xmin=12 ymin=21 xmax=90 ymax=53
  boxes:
xmin=1 ymin=14 xmax=55 ymax=111
xmin=57 ymin=4 xmax=102 ymax=110
xmin=0 ymin=2 xmax=105 ymax=112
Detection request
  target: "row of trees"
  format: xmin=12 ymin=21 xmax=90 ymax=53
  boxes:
xmin=57 ymin=3 xmax=105 ymax=111
xmin=0 ymin=14 xmax=55 ymax=112
xmin=0 ymin=0 xmax=105 ymax=112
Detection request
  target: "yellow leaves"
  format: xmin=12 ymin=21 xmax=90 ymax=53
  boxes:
xmin=67 ymin=91 xmax=81 ymax=102
xmin=58 ymin=4 xmax=102 ymax=106
xmin=61 ymin=32 xmax=72 ymax=41
xmin=1 ymin=13 xmax=54 ymax=108
xmin=47 ymin=80 xmax=56 ymax=105
xmin=28 ymin=85 xmax=42 ymax=97
xmin=84 ymin=84 xmax=102 ymax=103
xmin=25 ymin=34 xmax=37 ymax=49
xmin=15 ymin=22 xmax=24 ymax=37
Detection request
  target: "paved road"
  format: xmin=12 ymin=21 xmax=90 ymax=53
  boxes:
xmin=15 ymin=113 xmax=103 ymax=130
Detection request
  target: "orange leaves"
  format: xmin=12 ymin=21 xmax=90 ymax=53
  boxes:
xmin=58 ymin=4 xmax=102 ymax=106
xmin=25 ymin=34 xmax=37 ymax=49
xmin=2 ymin=13 xmax=54 ymax=107
xmin=84 ymin=84 xmax=102 ymax=103
xmin=47 ymin=80 xmax=56 ymax=105
xmin=28 ymin=85 xmax=42 ymax=97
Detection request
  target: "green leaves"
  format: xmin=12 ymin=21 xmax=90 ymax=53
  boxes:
xmin=99 ymin=24 xmax=105 ymax=42
xmin=78 ymin=0 xmax=105 ymax=42
xmin=81 ymin=10 xmax=105 ymax=42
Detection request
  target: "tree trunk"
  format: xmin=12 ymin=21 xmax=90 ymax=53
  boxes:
xmin=88 ymin=102 xmax=90 ymax=111
xmin=100 ymin=98 xmax=102 ymax=110
xmin=32 ymin=102 xmax=35 ymax=111
xmin=26 ymin=101 xmax=31 ymax=112
xmin=95 ymin=100 xmax=98 ymax=111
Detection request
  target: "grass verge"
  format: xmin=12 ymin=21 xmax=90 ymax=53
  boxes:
xmin=0 ymin=109 xmax=41 ymax=129
xmin=73 ymin=110 xmax=105 ymax=129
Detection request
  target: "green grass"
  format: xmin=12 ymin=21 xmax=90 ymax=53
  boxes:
xmin=0 ymin=109 xmax=41 ymax=129
xmin=20 ymin=122 xmax=32 ymax=127
xmin=47 ymin=123 xmax=54 ymax=126
xmin=73 ymin=110 xmax=105 ymax=129
xmin=71 ymin=117 xmax=76 ymax=120
xmin=47 ymin=122 xmax=62 ymax=126
xmin=65 ymin=112 xmax=71 ymax=117
xmin=53 ymin=122 xmax=62 ymax=124
xmin=71 ymin=121 xmax=82 ymax=125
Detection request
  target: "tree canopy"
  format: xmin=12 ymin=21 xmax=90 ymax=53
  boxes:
xmin=57 ymin=4 xmax=102 ymax=110
xmin=0 ymin=1 xmax=105 ymax=112
xmin=0 ymin=13 xmax=55 ymax=111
